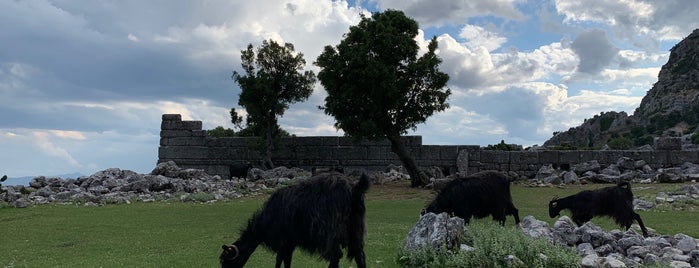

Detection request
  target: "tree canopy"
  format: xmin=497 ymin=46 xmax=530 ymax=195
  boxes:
xmin=315 ymin=10 xmax=450 ymax=186
xmin=232 ymin=39 xmax=316 ymax=168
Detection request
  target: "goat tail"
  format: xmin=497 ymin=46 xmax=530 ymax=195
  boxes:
xmin=347 ymin=173 xmax=370 ymax=261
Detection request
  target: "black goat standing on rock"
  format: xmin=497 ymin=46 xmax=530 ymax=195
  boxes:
xmin=548 ymin=181 xmax=649 ymax=237
xmin=423 ymin=170 xmax=521 ymax=226
xmin=220 ymin=172 xmax=370 ymax=268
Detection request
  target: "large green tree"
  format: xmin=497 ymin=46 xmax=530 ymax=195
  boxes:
xmin=232 ymin=39 xmax=316 ymax=169
xmin=315 ymin=10 xmax=450 ymax=187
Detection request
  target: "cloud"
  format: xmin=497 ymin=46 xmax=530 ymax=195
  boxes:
xmin=458 ymin=25 xmax=507 ymax=52
xmin=373 ymin=0 xmax=525 ymax=27
xmin=555 ymin=0 xmax=699 ymax=49
xmin=570 ymin=29 xmax=618 ymax=75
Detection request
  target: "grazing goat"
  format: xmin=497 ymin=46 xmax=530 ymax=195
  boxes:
xmin=423 ymin=170 xmax=520 ymax=226
xmin=229 ymin=162 xmax=253 ymax=179
xmin=548 ymin=181 xmax=649 ymax=237
xmin=220 ymin=172 xmax=370 ymax=268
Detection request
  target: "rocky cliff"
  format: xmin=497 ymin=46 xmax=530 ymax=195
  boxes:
xmin=544 ymin=29 xmax=699 ymax=149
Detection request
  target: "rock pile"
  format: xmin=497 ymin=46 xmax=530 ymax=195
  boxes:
xmin=0 ymin=161 xmax=414 ymax=208
xmin=522 ymin=215 xmax=699 ymax=267
xmin=0 ymin=161 xmax=321 ymax=207
xmin=531 ymin=158 xmax=699 ymax=185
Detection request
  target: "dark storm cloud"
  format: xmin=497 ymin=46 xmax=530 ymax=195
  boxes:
xmin=466 ymin=87 xmax=547 ymax=137
xmin=571 ymin=29 xmax=618 ymax=75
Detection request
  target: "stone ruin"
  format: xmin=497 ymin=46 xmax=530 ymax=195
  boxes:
xmin=404 ymin=213 xmax=699 ymax=268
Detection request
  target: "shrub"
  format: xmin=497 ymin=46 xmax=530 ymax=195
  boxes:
xmin=207 ymin=126 xmax=237 ymax=137
xmin=484 ymin=140 xmax=523 ymax=151
xmin=691 ymin=133 xmax=699 ymax=145
xmin=607 ymin=137 xmax=633 ymax=149
xmin=397 ymin=221 xmax=580 ymax=268
xmin=179 ymin=192 xmax=217 ymax=203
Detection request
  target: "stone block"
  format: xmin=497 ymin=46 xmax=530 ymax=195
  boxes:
xmin=601 ymin=150 xmax=624 ymax=164
xmin=208 ymin=148 xmax=248 ymax=160
xmin=578 ymin=151 xmax=600 ymax=162
xmin=367 ymin=146 xmax=392 ymax=160
xmin=294 ymin=136 xmax=323 ymax=146
xmin=161 ymin=120 xmax=202 ymax=130
xmin=419 ymin=146 xmax=441 ymax=160
xmin=481 ymin=150 xmax=509 ymax=164
xmin=206 ymin=137 xmax=258 ymax=147
xmin=669 ymin=150 xmax=698 ymax=166
xmin=654 ymin=137 xmax=682 ymax=150
xmin=540 ymin=150 xmax=559 ymax=164
xmin=160 ymin=130 xmax=194 ymax=138
xmin=559 ymin=151 xmax=581 ymax=163
xmin=322 ymin=137 xmax=339 ymax=146
xmin=162 ymin=114 xmax=182 ymax=121
xmin=439 ymin=146 xmax=460 ymax=160
xmin=295 ymin=146 xmax=333 ymax=160
xmin=167 ymin=137 xmax=206 ymax=146
xmin=622 ymin=151 xmax=652 ymax=163
xmin=158 ymin=146 xmax=208 ymax=159
xmin=456 ymin=149 xmax=469 ymax=174
xmin=510 ymin=151 xmax=539 ymax=164
xmin=333 ymin=147 xmax=367 ymax=160
xmin=650 ymin=151 xmax=669 ymax=168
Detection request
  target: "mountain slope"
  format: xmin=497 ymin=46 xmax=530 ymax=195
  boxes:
xmin=544 ymin=29 xmax=699 ymax=149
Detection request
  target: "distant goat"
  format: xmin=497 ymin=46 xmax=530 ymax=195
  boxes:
xmin=548 ymin=181 xmax=649 ymax=237
xmin=423 ymin=170 xmax=520 ymax=226
xmin=229 ymin=162 xmax=253 ymax=179
xmin=220 ymin=172 xmax=370 ymax=268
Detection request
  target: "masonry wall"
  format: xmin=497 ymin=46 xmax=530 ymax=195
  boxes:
xmin=158 ymin=114 xmax=699 ymax=179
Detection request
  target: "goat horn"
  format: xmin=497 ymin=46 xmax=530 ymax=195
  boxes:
xmin=230 ymin=244 xmax=239 ymax=259
xmin=223 ymin=244 xmax=239 ymax=260
xmin=551 ymin=195 xmax=559 ymax=201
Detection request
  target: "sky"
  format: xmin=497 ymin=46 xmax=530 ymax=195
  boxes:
xmin=1 ymin=0 xmax=698 ymax=178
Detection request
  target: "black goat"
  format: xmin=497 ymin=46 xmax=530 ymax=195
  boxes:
xmin=229 ymin=162 xmax=253 ymax=179
xmin=548 ymin=181 xmax=649 ymax=237
xmin=423 ymin=170 xmax=520 ymax=226
xmin=220 ymin=172 xmax=370 ymax=268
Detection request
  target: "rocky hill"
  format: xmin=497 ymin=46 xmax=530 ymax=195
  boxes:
xmin=544 ymin=29 xmax=699 ymax=149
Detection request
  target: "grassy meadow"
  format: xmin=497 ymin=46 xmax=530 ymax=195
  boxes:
xmin=1 ymin=181 xmax=697 ymax=267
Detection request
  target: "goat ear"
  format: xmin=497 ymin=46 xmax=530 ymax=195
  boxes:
xmin=550 ymin=201 xmax=557 ymax=207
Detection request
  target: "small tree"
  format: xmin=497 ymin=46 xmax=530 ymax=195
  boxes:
xmin=316 ymin=10 xmax=450 ymax=187
xmin=232 ymin=40 xmax=316 ymax=168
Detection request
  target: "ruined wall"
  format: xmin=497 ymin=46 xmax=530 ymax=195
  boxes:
xmin=158 ymin=114 xmax=699 ymax=179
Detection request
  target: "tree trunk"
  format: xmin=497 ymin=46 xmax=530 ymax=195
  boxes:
xmin=386 ymin=134 xmax=428 ymax=187
xmin=263 ymin=116 xmax=275 ymax=169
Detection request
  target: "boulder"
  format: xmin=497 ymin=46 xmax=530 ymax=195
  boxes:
xmin=404 ymin=212 xmax=466 ymax=252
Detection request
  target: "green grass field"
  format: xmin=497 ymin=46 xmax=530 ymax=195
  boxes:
xmin=1 ymin=182 xmax=696 ymax=267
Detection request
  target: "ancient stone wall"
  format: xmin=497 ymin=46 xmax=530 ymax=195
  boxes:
xmin=158 ymin=114 xmax=699 ymax=179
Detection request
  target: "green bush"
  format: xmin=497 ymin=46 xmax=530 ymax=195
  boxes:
xmin=179 ymin=192 xmax=217 ymax=203
xmin=607 ymin=137 xmax=633 ymax=149
xmin=397 ymin=221 xmax=580 ymax=268
xmin=207 ymin=126 xmax=237 ymax=137
xmin=484 ymin=140 xmax=523 ymax=151
xmin=691 ymin=133 xmax=699 ymax=145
